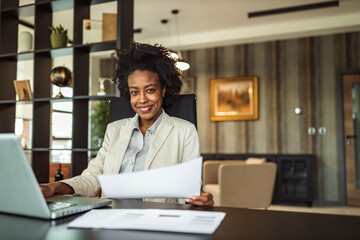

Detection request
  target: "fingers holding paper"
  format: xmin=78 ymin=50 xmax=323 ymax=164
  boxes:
xmin=185 ymin=191 xmax=214 ymax=206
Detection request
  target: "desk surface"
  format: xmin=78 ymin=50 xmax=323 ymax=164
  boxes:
xmin=1 ymin=200 xmax=359 ymax=240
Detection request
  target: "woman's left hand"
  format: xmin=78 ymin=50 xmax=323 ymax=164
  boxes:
xmin=185 ymin=191 xmax=214 ymax=206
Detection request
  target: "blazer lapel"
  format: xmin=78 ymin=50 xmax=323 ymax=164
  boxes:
xmin=111 ymin=116 xmax=136 ymax=173
xmin=144 ymin=112 xmax=173 ymax=170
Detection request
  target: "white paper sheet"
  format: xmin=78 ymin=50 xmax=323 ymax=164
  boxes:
xmin=98 ymin=157 xmax=203 ymax=198
xmin=68 ymin=209 xmax=226 ymax=234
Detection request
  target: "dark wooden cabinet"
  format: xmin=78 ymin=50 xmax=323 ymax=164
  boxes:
xmin=202 ymin=153 xmax=313 ymax=206
xmin=0 ymin=0 xmax=133 ymax=183
xmin=276 ymin=155 xmax=312 ymax=206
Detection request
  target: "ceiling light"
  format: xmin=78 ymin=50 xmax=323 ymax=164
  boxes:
xmin=171 ymin=9 xmax=190 ymax=71
xmin=168 ymin=51 xmax=179 ymax=60
xmin=162 ymin=10 xmax=190 ymax=71
xmin=174 ymin=51 xmax=190 ymax=71
xmin=176 ymin=61 xmax=190 ymax=71
xmin=167 ymin=50 xmax=190 ymax=71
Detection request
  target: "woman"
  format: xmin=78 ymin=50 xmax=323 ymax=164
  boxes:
xmin=40 ymin=42 xmax=214 ymax=207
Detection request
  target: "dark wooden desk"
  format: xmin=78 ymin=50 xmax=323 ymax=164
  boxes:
xmin=1 ymin=200 xmax=359 ymax=240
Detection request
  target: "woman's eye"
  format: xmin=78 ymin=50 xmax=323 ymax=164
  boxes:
xmin=130 ymin=91 xmax=138 ymax=95
xmin=147 ymin=89 xmax=155 ymax=93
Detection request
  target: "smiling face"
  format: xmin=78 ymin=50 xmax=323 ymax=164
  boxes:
xmin=128 ymin=70 xmax=166 ymax=128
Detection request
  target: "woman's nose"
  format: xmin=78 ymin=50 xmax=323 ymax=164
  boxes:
xmin=138 ymin=91 xmax=148 ymax=103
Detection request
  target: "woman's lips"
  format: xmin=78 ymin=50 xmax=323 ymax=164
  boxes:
xmin=138 ymin=106 xmax=152 ymax=113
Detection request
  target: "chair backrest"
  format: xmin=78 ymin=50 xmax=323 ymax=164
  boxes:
xmin=219 ymin=162 xmax=277 ymax=209
xmin=203 ymin=160 xmax=245 ymax=185
xmin=110 ymin=94 xmax=197 ymax=128
xmin=246 ymin=157 xmax=266 ymax=164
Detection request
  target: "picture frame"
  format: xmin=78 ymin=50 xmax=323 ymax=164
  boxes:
xmin=83 ymin=19 xmax=102 ymax=44
xmin=102 ymin=13 xmax=117 ymax=41
xmin=180 ymin=76 xmax=196 ymax=94
xmin=210 ymin=76 xmax=258 ymax=121
xmin=13 ymin=80 xmax=32 ymax=100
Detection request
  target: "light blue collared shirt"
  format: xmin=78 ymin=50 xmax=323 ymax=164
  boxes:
xmin=119 ymin=113 xmax=163 ymax=173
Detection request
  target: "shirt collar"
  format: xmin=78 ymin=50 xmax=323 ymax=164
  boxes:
xmin=133 ymin=111 xmax=163 ymax=134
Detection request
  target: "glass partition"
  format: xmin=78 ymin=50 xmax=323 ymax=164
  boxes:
xmin=52 ymin=8 xmax=74 ymax=47
xmin=49 ymin=150 xmax=71 ymax=183
xmin=19 ymin=0 xmax=35 ymax=6
xmin=51 ymin=150 xmax=72 ymax=163
xmin=16 ymin=59 xmax=34 ymax=99
xmin=88 ymin=100 xmax=111 ymax=150
xmin=15 ymin=102 xmax=33 ymax=150
xmin=50 ymin=101 xmax=73 ymax=183
xmin=88 ymin=149 xmax=98 ymax=162
xmin=89 ymin=50 xmax=116 ymax=96
xmin=51 ymin=101 xmax=73 ymax=150
xmin=85 ymin=1 xmax=117 ymax=44
xmin=18 ymin=13 xmax=34 ymax=53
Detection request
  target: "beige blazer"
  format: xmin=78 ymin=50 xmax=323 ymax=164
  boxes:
xmin=62 ymin=110 xmax=200 ymax=203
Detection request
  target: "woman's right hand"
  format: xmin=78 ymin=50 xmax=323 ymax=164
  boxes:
xmin=39 ymin=182 xmax=74 ymax=197
xmin=39 ymin=183 xmax=57 ymax=197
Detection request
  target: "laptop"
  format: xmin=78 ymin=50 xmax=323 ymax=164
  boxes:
xmin=0 ymin=133 xmax=111 ymax=219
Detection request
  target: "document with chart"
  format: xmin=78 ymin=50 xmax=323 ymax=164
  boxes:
xmin=68 ymin=209 xmax=226 ymax=234
xmin=98 ymin=157 xmax=203 ymax=198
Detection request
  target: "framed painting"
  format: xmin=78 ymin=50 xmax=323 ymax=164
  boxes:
xmin=210 ymin=76 xmax=258 ymax=121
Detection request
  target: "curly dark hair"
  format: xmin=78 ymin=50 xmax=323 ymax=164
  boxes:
xmin=112 ymin=42 xmax=183 ymax=106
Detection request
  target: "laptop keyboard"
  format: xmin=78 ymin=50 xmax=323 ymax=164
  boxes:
xmin=47 ymin=201 xmax=77 ymax=211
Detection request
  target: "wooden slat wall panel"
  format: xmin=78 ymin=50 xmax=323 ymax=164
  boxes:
xmin=264 ymin=42 xmax=280 ymax=153
xmin=281 ymin=39 xmax=301 ymax=153
xmin=251 ymin=42 xmax=267 ymax=153
xmin=209 ymin=48 xmax=218 ymax=153
xmin=190 ymin=48 xmax=213 ymax=153
xmin=278 ymin=41 xmax=287 ymax=154
xmin=244 ymin=44 xmax=257 ymax=153
xmin=313 ymin=36 xmax=324 ymax=201
xmin=184 ymin=31 xmax=360 ymax=202
xmin=319 ymin=35 xmax=339 ymax=201
xmin=237 ymin=45 xmax=249 ymax=152
xmin=217 ymin=46 xmax=238 ymax=153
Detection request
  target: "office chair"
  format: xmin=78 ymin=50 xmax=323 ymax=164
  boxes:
xmin=202 ymin=160 xmax=277 ymax=209
xmin=110 ymin=94 xmax=197 ymax=128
